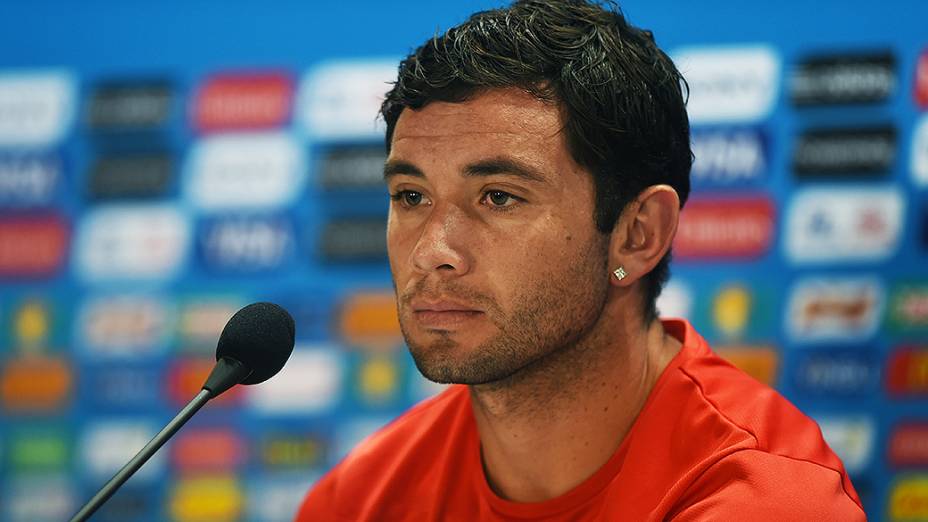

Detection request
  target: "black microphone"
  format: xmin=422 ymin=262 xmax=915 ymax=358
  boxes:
xmin=69 ymin=302 xmax=295 ymax=522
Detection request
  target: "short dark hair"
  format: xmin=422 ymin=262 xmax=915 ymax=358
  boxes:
xmin=381 ymin=0 xmax=692 ymax=323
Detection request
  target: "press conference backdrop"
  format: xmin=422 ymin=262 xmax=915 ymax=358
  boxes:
xmin=0 ymin=0 xmax=926 ymax=520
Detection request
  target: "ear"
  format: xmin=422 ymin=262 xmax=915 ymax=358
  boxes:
xmin=607 ymin=185 xmax=680 ymax=288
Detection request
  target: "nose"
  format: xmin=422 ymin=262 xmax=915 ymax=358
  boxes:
xmin=411 ymin=204 xmax=471 ymax=276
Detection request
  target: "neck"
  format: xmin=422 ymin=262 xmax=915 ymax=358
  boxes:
xmin=468 ymin=296 xmax=681 ymax=503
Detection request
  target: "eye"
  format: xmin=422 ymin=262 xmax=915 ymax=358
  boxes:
xmin=390 ymin=190 xmax=426 ymax=208
xmin=482 ymin=190 xmax=518 ymax=208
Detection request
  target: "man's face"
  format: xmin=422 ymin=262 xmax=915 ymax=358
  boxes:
xmin=386 ymin=88 xmax=611 ymax=385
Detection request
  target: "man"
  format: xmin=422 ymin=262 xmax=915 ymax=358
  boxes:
xmin=297 ymin=1 xmax=865 ymax=520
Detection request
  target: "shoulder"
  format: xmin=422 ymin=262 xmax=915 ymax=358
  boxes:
xmin=668 ymin=449 xmax=866 ymax=521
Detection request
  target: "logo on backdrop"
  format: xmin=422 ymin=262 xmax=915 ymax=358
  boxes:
xmin=913 ymin=48 xmax=928 ymax=108
xmin=784 ymin=186 xmax=904 ymax=264
xmin=296 ymin=60 xmax=398 ymax=140
xmin=656 ymin=279 xmax=693 ymax=321
xmin=3 ymin=476 xmax=75 ymax=522
xmin=197 ymin=214 xmax=295 ymax=273
xmin=912 ymin=115 xmax=928 ymax=187
xmin=74 ymin=204 xmax=190 ymax=281
xmin=673 ymin=196 xmax=775 ymax=259
xmin=86 ymin=80 xmax=173 ymax=130
xmin=887 ymin=282 xmax=928 ymax=333
xmin=79 ymin=420 xmax=164 ymax=480
xmin=185 ymin=132 xmax=306 ymax=210
xmin=169 ymin=475 xmax=243 ymax=522
xmin=786 ymin=277 xmax=884 ymax=343
xmin=792 ymin=349 xmax=881 ymax=397
xmin=171 ymin=428 xmax=246 ymax=473
xmin=317 ymin=145 xmax=389 ymax=190
xmin=790 ymin=51 xmax=895 ymax=105
xmin=792 ymin=126 xmax=896 ymax=178
xmin=86 ymin=366 xmax=163 ymax=409
xmin=177 ymin=297 xmax=245 ymax=354
xmin=7 ymin=425 xmax=70 ymax=472
xmin=87 ymin=151 xmax=174 ymax=200
xmin=813 ymin=415 xmax=875 ymax=476
xmin=689 ymin=127 xmax=768 ymax=188
xmin=257 ymin=432 xmax=328 ymax=470
xmin=0 ymin=71 xmax=75 ymax=146
xmin=0 ymin=214 xmax=69 ymax=278
xmin=671 ymin=46 xmax=780 ymax=124
xmin=77 ymin=294 xmax=173 ymax=358
xmin=886 ymin=345 xmax=928 ymax=397
xmin=889 ymin=476 xmax=928 ymax=521
xmin=0 ymin=150 xmax=60 ymax=208
xmin=888 ymin=423 xmax=928 ymax=468
xmin=192 ymin=72 xmax=293 ymax=132
xmin=320 ymin=218 xmax=388 ymax=261
xmin=713 ymin=346 xmax=779 ymax=386
xmin=244 ymin=346 xmax=344 ymax=415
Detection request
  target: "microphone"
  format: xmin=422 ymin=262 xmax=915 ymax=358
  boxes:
xmin=69 ymin=302 xmax=295 ymax=522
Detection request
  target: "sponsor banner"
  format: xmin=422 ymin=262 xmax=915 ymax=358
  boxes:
xmin=673 ymin=196 xmax=775 ymax=259
xmin=0 ymin=214 xmax=69 ymax=278
xmin=11 ymin=296 xmax=56 ymax=354
xmin=814 ymin=415 xmax=875 ymax=476
xmin=197 ymin=214 xmax=295 ymax=273
xmin=246 ymin=472 xmax=319 ymax=522
xmin=297 ymin=60 xmax=397 ymax=140
xmin=257 ymin=432 xmax=328 ymax=470
xmin=74 ymin=204 xmax=190 ymax=282
xmin=889 ymin=475 xmax=928 ymax=520
xmin=185 ymin=132 xmax=305 ymax=210
xmin=0 ymin=71 xmax=75 ymax=146
xmin=7 ymin=425 xmax=70 ymax=472
xmin=80 ymin=419 xmax=164 ymax=480
xmin=784 ymin=186 xmax=903 ymax=264
xmin=245 ymin=346 xmax=343 ymax=415
xmin=85 ymin=80 xmax=173 ymax=130
xmin=167 ymin=358 xmax=242 ymax=406
xmin=689 ymin=127 xmax=768 ymax=188
xmin=169 ymin=475 xmax=243 ymax=522
xmin=338 ymin=291 xmax=402 ymax=352
xmin=913 ymin=115 xmax=928 ymax=187
xmin=77 ymin=294 xmax=173 ymax=358
xmin=3 ymin=474 xmax=75 ymax=522
xmin=177 ymin=296 xmax=245 ymax=353
xmin=917 ymin=49 xmax=928 ymax=108
xmin=0 ymin=356 xmax=72 ymax=412
xmin=889 ymin=423 xmax=928 ymax=468
xmin=656 ymin=279 xmax=693 ymax=320
xmin=0 ymin=150 xmax=60 ymax=208
xmin=792 ymin=349 xmax=881 ymax=397
xmin=319 ymin=218 xmax=388 ymax=261
xmin=786 ymin=277 xmax=884 ymax=343
xmin=317 ymin=145 xmax=388 ymax=190
xmin=86 ymin=365 xmax=163 ymax=409
xmin=193 ymin=72 xmax=293 ymax=132
xmin=887 ymin=282 xmax=928 ymax=333
xmin=790 ymin=51 xmax=895 ymax=105
xmin=886 ymin=346 xmax=928 ymax=397
xmin=171 ymin=427 xmax=246 ymax=473
xmin=713 ymin=346 xmax=778 ymax=386
xmin=792 ymin=127 xmax=895 ymax=177
xmin=86 ymin=151 xmax=174 ymax=199
xmin=671 ymin=46 xmax=779 ymax=124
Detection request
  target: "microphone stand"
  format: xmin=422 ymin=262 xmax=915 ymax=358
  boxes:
xmin=69 ymin=357 xmax=249 ymax=522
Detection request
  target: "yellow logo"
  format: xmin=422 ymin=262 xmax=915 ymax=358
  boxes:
xmin=713 ymin=285 xmax=752 ymax=338
xmin=359 ymin=355 xmax=399 ymax=403
xmin=170 ymin=475 xmax=243 ymax=522
xmin=14 ymin=299 xmax=50 ymax=352
xmin=889 ymin=475 xmax=928 ymax=520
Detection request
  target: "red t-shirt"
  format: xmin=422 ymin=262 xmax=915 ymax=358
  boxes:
xmin=296 ymin=319 xmax=865 ymax=521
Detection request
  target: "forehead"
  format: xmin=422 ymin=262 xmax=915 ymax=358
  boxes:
xmin=391 ymin=88 xmax=565 ymax=150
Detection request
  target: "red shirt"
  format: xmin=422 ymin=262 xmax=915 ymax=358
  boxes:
xmin=296 ymin=319 xmax=865 ymax=521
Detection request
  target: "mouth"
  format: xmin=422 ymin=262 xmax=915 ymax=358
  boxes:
xmin=409 ymin=299 xmax=485 ymax=329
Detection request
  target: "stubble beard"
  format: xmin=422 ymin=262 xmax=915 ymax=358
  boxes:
xmin=397 ymin=238 xmax=610 ymax=387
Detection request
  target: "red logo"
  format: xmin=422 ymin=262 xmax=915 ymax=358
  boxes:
xmin=0 ymin=215 xmax=68 ymax=277
xmin=171 ymin=428 xmax=245 ymax=472
xmin=916 ymin=49 xmax=928 ymax=108
xmin=166 ymin=359 xmax=241 ymax=406
xmin=889 ymin=423 xmax=928 ymax=468
xmin=674 ymin=196 xmax=775 ymax=259
xmin=193 ymin=72 xmax=293 ymax=132
xmin=887 ymin=346 xmax=928 ymax=396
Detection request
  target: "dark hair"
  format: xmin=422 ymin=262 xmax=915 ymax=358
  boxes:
xmin=381 ymin=0 xmax=692 ymax=324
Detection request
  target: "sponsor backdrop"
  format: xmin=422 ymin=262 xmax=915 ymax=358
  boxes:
xmin=0 ymin=1 xmax=926 ymax=520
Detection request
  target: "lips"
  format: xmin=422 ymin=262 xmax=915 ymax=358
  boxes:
xmin=408 ymin=298 xmax=484 ymax=329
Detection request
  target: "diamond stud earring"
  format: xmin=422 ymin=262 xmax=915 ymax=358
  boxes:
xmin=613 ymin=266 xmax=627 ymax=281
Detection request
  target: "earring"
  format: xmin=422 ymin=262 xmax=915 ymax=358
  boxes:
xmin=613 ymin=266 xmax=627 ymax=281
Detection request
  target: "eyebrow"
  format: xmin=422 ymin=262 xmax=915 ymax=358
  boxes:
xmin=383 ymin=157 xmax=548 ymax=183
